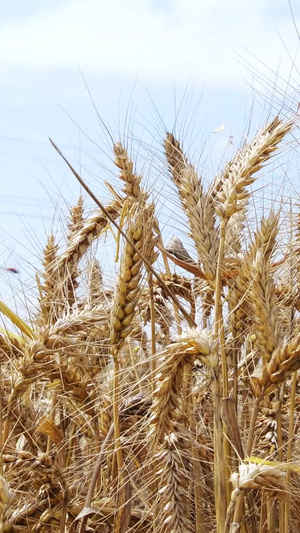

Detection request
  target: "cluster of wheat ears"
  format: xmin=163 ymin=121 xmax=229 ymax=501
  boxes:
xmin=1 ymin=107 xmax=300 ymax=533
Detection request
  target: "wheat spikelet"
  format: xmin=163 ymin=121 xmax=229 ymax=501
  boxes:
xmin=143 ymin=285 xmax=173 ymax=344
xmin=37 ymin=200 xmax=120 ymax=329
xmin=227 ymin=460 xmax=289 ymax=531
xmin=3 ymin=453 xmax=65 ymax=530
xmin=111 ymin=141 xmax=160 ymax=347
xmin=7 ymin=305 xmax=110 ymax=413
xmin=0 ymin=333 xmax=23 ymax=361
xmin=111 ymin=203 xmax=158 ymax=346
xmin=154 ymin=272 xmax=196 ymax=322
xmin=141 ymin=202 xmax=160 ymax=266
xmin=63 ymin=201 xmax=120 ymax=266
xmin=48 ymin=303 xmax=109 ymax=337
xmin=149 ymin=341 xmax=194 ymax=447
xmin=247 ymin=211 xmax=279 ymax=263
xmin=67 ymin=196 xmax=84 ymax=235
xmin=226 ymin=461 xmax=288 ymax=530
xmin=8 ymin=338 xmax=53 ymax=403
xmin=228 ymin=212 xmax=279 ymax=353
xmin=157 ymin=272 xmax=194 ymax=302
xmin=228 ymin=286 xmax=250 ymax=350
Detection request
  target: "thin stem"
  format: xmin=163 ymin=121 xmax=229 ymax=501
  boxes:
xmin=60 ymin=492 xmax=68 ymax=533
xmin=79 ymin=423 xmax=114 ymax=533
xmin=232 ymin=396 xmax=261 ymax=527
xmin=147 ymin=270 xmax=157 ymax=390
xmin=2 ymin=404 xmax=11 ymax=449
xmin=284 ymin=370 xmax=297 ymax=530
xmin=260 ymin=492 xmax=268 ymax=533
xmin=246 ymin=397 xmax=261 ymax=456
xmin=147 ymin=270 xmax=156 ymax=357
xmin=112 ymin=356 xmax=124 ymax=471
xmin=277 ymin=383 xmax=285 ymax=533
xmin=47 ymin=393 xmax=58 ymax=453
xmin=216 ymin=219 xmax=229 ymax=397
xmin=159 ymin=240 xmax=182 ymax=335
xmin=267 ymin=498 xmax=276 ymax=533
xmin=213 ymin=218 xmax=228 ymax=531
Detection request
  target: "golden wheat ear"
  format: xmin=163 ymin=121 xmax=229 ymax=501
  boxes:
xmin=164 ymin=133 xmax=219 ymax=286
xmin=213 ymin=116 xmax=294 ymax=220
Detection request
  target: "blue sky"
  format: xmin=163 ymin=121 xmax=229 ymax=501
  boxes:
xmin=1 ymin=0 xmax=300 ymax=316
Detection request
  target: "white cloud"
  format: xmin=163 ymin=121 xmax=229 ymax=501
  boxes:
xmin=0 ymin=0 xmax=299 ymax=87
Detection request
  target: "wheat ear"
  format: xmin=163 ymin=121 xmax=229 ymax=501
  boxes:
xmin=214 ymin=116 xmax=294 ymax=219
xmin=64 ymin=196 xmax=85 ymax=308
xmin=226 ymin=462 xmax=287 ymax=532
xmin=113 ymin=141 xmax=147 ymax=204
xmin=149 ymin=333 xmax=216 ymax=533
xmin=164 ymin=133 xmax=219 ymax=284
xmin=238 ymin=212 xmax=279 ymax=364
xmin=110 ymin=219 xmax=144 ymax=348
xmin=56 ymin=200 xmax=121 ymax=275
xmin=37 ymin=234 xmax=61 ymax=326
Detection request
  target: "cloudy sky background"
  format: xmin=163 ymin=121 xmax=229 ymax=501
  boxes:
xmin=1 ymin=0 xmax=300 ymax=314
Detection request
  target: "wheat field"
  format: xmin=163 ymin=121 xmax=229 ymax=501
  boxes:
xmin=1 ymin=106 xmax=300 ymax=532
